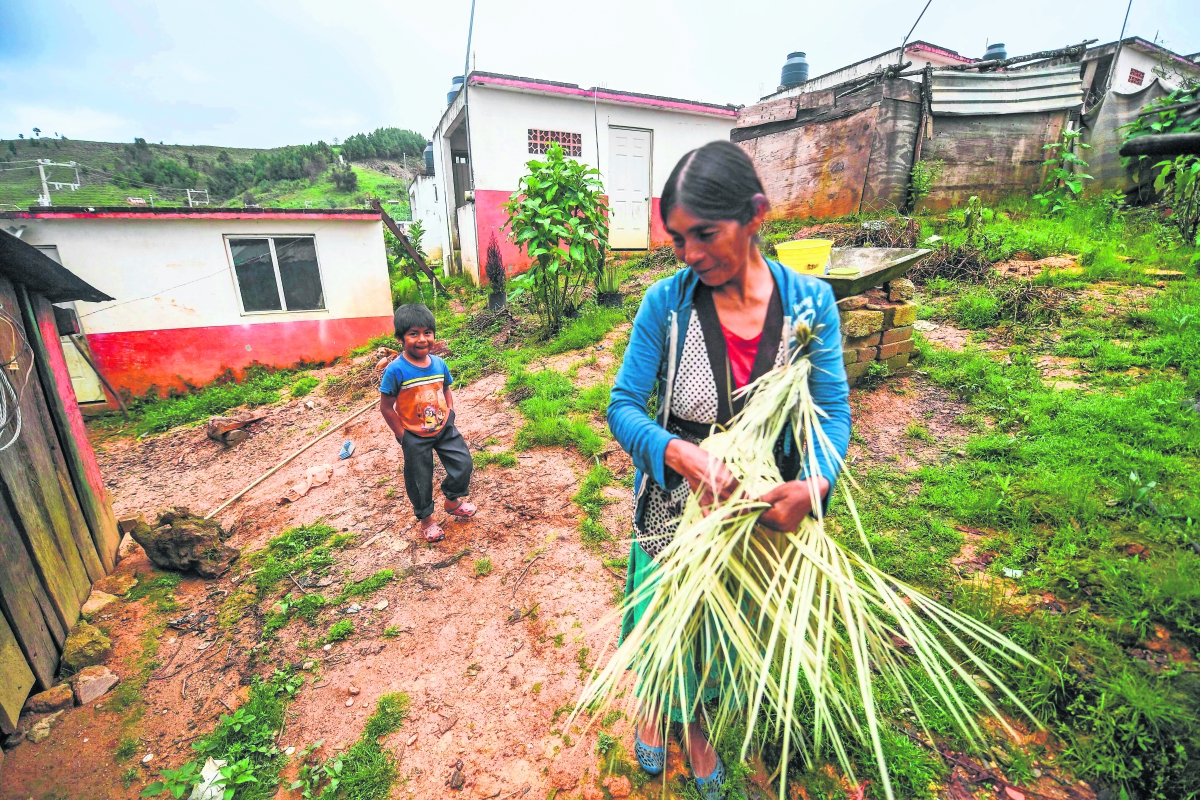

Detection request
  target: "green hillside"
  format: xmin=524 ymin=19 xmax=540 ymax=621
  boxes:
xmin=0 ymin=135 xmax=414 ymax=215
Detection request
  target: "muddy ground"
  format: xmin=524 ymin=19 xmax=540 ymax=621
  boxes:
xmin=1 ymin=331 xmax=1091 ymax=800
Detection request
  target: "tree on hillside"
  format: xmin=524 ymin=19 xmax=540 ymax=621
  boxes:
xmin=340 ymin=128 xmax=425 ymax=162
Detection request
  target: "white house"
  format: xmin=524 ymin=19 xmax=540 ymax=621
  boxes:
xmin=407 ymin=174 xmax=447 ymax=263
xmin=1080 ymin=36 xmax=1200 ymax=109
xmin=1 ymin=207 xmax=394 ymax=404
xmin=423 ymin=71 xmax=740 ymax=284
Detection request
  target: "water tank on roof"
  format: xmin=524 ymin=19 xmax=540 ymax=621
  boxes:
xmin=423 ymin=142 xmax=434 ymax=175
xmin=447 ymin=76 xmax=464 ymax=105
xmin=781 ymin=52 xmax=810 ymax=88
xmin=982 ymin=43 xmax=1007 ymax=61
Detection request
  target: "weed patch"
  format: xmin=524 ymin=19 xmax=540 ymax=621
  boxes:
xmin=472 ymin=450 xmax=518 ymax=470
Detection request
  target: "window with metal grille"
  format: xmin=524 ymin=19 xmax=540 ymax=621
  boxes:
xmin=227 ymin=236 xmax=325 ymax=314
xmin=1128 ymin=68 xmax=1145 ymax=86
xmin=527 ymin=129 xmax=582 ymax=156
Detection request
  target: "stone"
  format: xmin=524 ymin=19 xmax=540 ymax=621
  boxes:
xmin=74 ymin=666 xmax=120 ymax=705
xmin=374 ymin=600 xmax=388 ymax=611
xmin=61 ymin=621 xmax=112 ymax=671
xmin=582 ymin=787 xmax=604 ymax=800
xmin=837 ymin=295 xmax=869 ymax=310
xmin=892 ymin=302 xmax=918 ymax=328
xmin=93 ymin=572 xmax=138 ymax=596
xmin=348 ymin=685 xmax=361 ymax=696
xmin=844 ymin=332 xmax=881 ymax=348
xmin=881 ymin=325 xmax=914 ymax=345
xmin=856 ymin=346 xmax=878 ymax=363
xmin=25 ymin=711 xmax=63 ymax=744
xmin=842 ymin=349 xmax=857 ymax=366
xmin=24 ymin=683 xmax=74 ymax=714
xmin=884 ymin=353 xmax=911 ymax=372
xmin=839 ymin=309 xmax=883 ymax=338
xmin=887 ymin=277 xmax=916 ymax=301
xmin=602 ymin=775 xmax=632 ymax=798
xmin=81 ymin=590 xmax=118 ymax=619
xmin=143 ymin=753 xmax=154 ymax=763
xmin=345 ymin=699 xmax=354 ymax=707
xmin=4 ymin=728 xmax=24 ymax=748
xmin=117 ymin=516 xmax=141 ymax=534
xmin=206 ymin=411 xmax=266 ymax=446
xmin=302 ymin=661 xmax=314 ymax=670
xmin=548 ymin=760 xmax=579 ymax=790
xmin=345 ymin=603 xmax=361 ymax=614
xmin=912 ymin=319 xmax=938 ymax=332
xmin=844 ymin=361 xmax=873 ymax=381
xmin=449 ymin=768 xmax=465 ymax=790
xmin=129 ymin=508 xmax=239 ymax=578
xmin=879 ymin=339 xmax=915 ymax=360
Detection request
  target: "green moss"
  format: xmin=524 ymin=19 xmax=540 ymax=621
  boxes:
xmin=61 ymin=621 xmax=112 ymax=671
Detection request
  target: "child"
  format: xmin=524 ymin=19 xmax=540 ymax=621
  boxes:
xmin=380 ymin=303 xmax=476 ymax=542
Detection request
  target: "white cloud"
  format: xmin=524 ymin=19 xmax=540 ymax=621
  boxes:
xmin=1 ymin=105 xmax=132 ymax=142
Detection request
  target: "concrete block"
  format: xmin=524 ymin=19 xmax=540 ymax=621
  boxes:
xmin=843 ymin=348 xmax=857 ymax=365
xmin=882 ymin=325 xmax=914 ymax=345
xmin=879 ymin=339 xmax=915 ymax=360
xmin=844 ymin=332 xmax=881 ymax=348
xmin=839 ymin=309 xmax=883 ymax=338
xmin=884 ymin=353 xmax=911 ymax=372
xmin=893 ymin=302 xmax=918 ymax=328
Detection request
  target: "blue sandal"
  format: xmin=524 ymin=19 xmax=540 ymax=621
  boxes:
xmin=693 ymin=751 xmax=727 ymax=799
xmin=633 ymin=727 xmax=665 ymax=775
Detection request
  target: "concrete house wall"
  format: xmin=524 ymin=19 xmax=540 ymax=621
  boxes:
xmin=5 ymin=209 xmax=393 ymax=398
xmin=423 ymin=73 xmax=738 ymax=285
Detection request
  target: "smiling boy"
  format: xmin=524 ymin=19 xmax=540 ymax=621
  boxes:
xmin=380 ymin=303 xmax=476 ymax=542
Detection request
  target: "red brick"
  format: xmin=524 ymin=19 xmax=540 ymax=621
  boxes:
xmin=844 ymin=332 xmax=881 ymax=348
xmin=882 ymin=325 xmax=914 ymax=344
xmin=856 ymin=346 xmax=879 ymax=362
xmin=878 ymin=338 xmax=915 ymax=359
xmin=844 ymin=361 xmax=872 ymax=381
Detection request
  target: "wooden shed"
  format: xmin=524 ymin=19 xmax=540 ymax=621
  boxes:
xmin=0 ymin=230 xmax=120 ymax=733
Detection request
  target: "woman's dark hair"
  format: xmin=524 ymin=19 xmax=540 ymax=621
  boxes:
xmin=660 ymin=140 xmax=766 ymax=226
xmin=393 ymin=303 xmax=435 ymax=337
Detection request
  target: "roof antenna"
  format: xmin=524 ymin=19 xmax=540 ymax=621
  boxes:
xmin=900 ymin=0 xmax=934 ymax=64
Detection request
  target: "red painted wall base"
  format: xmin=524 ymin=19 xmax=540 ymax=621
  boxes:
xmin=86 ymin=316 xmax=394 ymax=398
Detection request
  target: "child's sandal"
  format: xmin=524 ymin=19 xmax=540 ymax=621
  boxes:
xmin=446 ymin=501 xmax=477 ymax=518
xmin=423 ymin=521 xmax=445 ymax=542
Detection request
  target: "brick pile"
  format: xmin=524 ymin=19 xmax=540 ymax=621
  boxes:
xmin=839 ymin=277 xmax=917 ymax=386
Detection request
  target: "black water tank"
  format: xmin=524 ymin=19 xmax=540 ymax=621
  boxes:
xmin=423 ymin=142 xmax=434 ymax=175
xmin=447 ymin=76 xmax=464 ymax=105
xmin=781 ymin=52 xmax=810 ymax=88
xmin=982 ymin=43 xmax=1007 ymax=61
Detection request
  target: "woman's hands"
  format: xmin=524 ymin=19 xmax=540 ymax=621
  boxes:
xmin=664 ymin=439 xmax=830 ymax=532
xmin=665 ymin=439 xmax=739 ymax=507
xmin=758 ymin=477 xmax=830 ymax=532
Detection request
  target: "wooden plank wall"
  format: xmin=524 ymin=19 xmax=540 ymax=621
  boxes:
xmin=734 ymin=81 xmax=922 ymax=220
xmin=918 ymin=110 xmax=1068 ymax=211
xmin=0 ymin=275 xmax=117 ymax=731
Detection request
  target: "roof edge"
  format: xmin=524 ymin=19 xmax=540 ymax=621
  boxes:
xmin=467 ymin=71 xmax=741 ymax=116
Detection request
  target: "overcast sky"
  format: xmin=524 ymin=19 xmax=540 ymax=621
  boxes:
xmin=1 ymin=0 xmax=1197 ymax=149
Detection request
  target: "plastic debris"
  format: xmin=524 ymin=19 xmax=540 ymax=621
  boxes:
xmin=339 ymin=440 xmax=355 ymax=460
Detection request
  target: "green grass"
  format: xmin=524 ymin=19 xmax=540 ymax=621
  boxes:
xmin=329 ymin=693 xmax=411 ymax=800
xmin=114 ymin=737 xmax=138 ymax=762
xmin=336 ymin=569 xmax=394 ymax=602
xmin=506 ymin=368 xmax=607 ymax=457
xmin=125 ymin=571 xmax=183 ymax=612
xmin=290 ymin=375 xmax=320 ymax=398
xmin=472 ymin=449 xmax=518 ymax=469
xmin=246 ymin=523 xmax=336 ymax=598
xmin=473 ymin=557 xmax=493 ymax=577
xmin=573 ymin=464 xmax=615 ymax=549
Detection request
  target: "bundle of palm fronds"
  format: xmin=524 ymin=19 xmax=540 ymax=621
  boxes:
xmin=574 ymin=321 xmax=1039 ymax=799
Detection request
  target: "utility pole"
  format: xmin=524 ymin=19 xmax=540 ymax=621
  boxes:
xmin=37 ymin=162 xmax=51 ymax=207
xmin=35 ymin=160 xmax=81 ymax=206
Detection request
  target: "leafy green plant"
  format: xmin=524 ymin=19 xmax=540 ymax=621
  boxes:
xmin=504 ymin=142 xmax=609 ymax=331
xmin=290 ymin=375 xmax=319 ymax=398
xmin=1151 ymin=154 xmax=1200 ymax=245
xmin=325 ymin=620 xmax=354 ymax=643
xmin=382 ymin=625 xmax=403 ymax=638
xmin=473 ymin=557 xmax=493 ymax=577
xmin=908 ymin=158 xmax=944 ymax=207
xmin=961 ymin=195 xmax=993 ymax=243
xmin=596 ymin=263 xmax=624 ymax=294
xmin=1033 ymin=129 xmax=1093 ymax=215
xmin=336 ymin=569 xmax=393 ymax=601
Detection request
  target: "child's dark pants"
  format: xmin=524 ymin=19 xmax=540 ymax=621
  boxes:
xmin=399 ymin=411 xmax=473 ymax=519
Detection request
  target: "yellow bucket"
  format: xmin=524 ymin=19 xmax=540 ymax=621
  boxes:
xmin=775 ymin=239 xmax=833 ymax=274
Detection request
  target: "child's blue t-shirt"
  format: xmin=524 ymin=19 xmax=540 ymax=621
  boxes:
xmin=379 ymin=354 xmax=454 ymax=435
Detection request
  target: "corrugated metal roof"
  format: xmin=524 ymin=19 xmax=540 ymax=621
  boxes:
xmin=932 ymin=65 xmax=1083 ymax=116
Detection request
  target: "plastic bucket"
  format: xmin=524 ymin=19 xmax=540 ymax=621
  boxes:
xmin=775 ymin=239 xmax=834 ymax=274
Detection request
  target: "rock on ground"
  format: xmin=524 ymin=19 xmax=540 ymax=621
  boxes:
xmin=73 ymin=666 xmax=120 ymax=705
xmin=25 ymin=711 xmax=63 ymax=744
xmin=23 ymin=683 xmax=73 ymax=714
xmin=602 ymin=774 xmax=632 ymax=798
xmin=61 ymin=621 xmax=112 ymax=671
xmin=129 ymin=507 xmax=239 ymax=578
xmin=93 ymin=572 xmax=138 ymax=596
xmin=81 ymin=590 xmax=118 ymax=618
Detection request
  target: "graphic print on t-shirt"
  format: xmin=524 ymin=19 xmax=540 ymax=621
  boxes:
xmin=380 ymin=355 xmax=453 ymax=436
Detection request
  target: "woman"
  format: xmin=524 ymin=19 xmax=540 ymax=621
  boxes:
xmin=607 ymin=141 xmax=851 ymax=796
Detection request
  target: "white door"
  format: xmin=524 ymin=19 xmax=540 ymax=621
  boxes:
xmin=60 ymin=337 xmax=106 ymax=404
xmin=607 ymin=127 xmax=652 ymax=249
